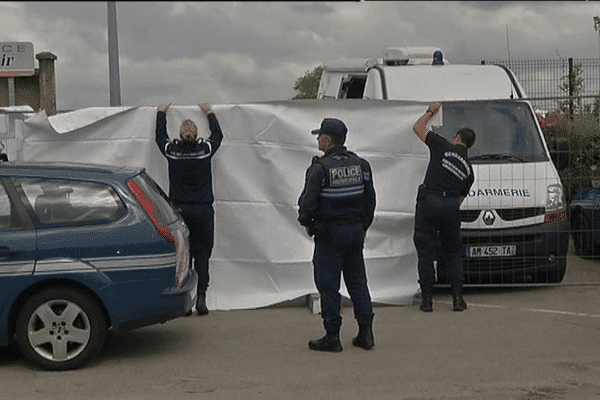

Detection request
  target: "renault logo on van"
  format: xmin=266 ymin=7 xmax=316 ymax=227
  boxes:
xmin=483 ymin=210 xmax=495 ymax=226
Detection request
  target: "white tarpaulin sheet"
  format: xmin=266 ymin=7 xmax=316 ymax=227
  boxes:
xmin=21 ymin=100 xmax=434 ymax=310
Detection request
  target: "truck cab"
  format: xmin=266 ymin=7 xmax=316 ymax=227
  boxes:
xmin=317 ymin=47 xmax=569 ymax=284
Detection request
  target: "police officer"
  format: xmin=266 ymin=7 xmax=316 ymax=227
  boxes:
xmin=298 ymin=118 xmax=376 ymax=352
xmin=412 ymin=102 xmax=475 ymax=312
xmin=155 ymin=103 xmax=224 ymax=315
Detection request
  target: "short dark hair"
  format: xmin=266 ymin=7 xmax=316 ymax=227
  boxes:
xmin=327 ymin=133 xmax=345 ymax=147
xmin=455 ymin=128 xmax=476 ymax=149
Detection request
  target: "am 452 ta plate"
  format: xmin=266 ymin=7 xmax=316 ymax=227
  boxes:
xmin=468 ymin=245 xmax=517 ymax=258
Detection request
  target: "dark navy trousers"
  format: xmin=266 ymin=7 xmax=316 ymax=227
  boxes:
xmin=313 ymin=221 xmax=374 ymax=334
xmin=413 ymin=190 xmax=464 ymax=292
xmin=175 ymin=203 xmax=214 ymax=292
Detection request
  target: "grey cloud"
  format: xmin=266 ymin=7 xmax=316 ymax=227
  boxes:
xmin=8 ymin=1 xmax=600 ymax=110
xmin=289 ymin=2 xmax=336 ymax=15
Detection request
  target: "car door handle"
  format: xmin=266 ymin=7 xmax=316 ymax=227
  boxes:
xmin=0 ymin=247 xmax=20 ymax=257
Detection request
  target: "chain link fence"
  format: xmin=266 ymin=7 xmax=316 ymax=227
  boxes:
xmin=484 ymin=57 xmax=600 ymax=115
xmin=483 ymin=58 xmax=600 ymax=263
xmin=485 ymin=58 xmax=600 ymax=199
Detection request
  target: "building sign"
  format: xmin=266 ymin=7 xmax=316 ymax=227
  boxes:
xmin=0 ymin=42 xmax=34 ymax=77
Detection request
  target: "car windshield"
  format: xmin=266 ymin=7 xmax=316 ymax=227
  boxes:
xmin=435 ymin=101 xmax=548 ymax=164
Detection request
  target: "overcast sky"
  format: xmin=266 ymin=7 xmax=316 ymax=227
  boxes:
xmin=3 ymin=1 xmax=600 ymax=111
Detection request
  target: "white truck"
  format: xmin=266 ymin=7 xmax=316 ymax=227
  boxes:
xmin=317 ymin=47 xmax=570 ymax=284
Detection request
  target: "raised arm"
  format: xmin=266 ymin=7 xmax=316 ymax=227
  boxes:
xmin=413 ymin=102 xmax=441 ymax=143
xmin=198 ymin=103 xmax=224 ymax=153
xmin=155 ymin=104 xmax=172 ymax=155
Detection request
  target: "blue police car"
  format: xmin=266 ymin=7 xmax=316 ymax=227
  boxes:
xmin=0 ymin=162 xmax=197 ymax=370
xmin=569 ymin=181 xmax=600 ymax=257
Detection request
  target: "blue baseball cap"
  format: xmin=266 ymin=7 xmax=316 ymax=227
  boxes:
xmin=311 ymin=118 xmax=348 ymax=141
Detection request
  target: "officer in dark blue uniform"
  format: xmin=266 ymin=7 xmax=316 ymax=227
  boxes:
xmin=298 ymin=118 xmax=376 ymax=352
xmin=155 ymin=103 xmax=224 ymax=315
xmin=412 ymin=102 xmax=475 ymax=312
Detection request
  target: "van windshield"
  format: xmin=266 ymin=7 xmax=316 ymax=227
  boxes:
xmin=435 ymin=101 xmax=548 ymax=164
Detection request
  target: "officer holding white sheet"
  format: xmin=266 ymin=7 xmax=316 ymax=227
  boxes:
xmin=412 ymin=102 xmax=475 ymax=312
xmin=155 ymin=103 xmax=223 ymax=315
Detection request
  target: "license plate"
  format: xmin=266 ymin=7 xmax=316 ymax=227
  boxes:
xmin=468 ymin=245 xmax=517 ymax=258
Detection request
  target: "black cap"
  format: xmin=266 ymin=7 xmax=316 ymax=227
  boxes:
xmin=311 ymin=118 xmax=348 ymax=141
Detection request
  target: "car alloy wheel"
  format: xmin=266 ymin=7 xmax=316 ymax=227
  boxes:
xmin=15 ymin=287 xmax=106 ymax=370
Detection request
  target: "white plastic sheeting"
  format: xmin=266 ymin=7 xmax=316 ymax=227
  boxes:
xmin=21 ymin=100 xmax=433 ymax=310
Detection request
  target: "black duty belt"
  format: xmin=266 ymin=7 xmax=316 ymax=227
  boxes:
xmin=420 ymin=186 xmax=461 ymax=199
xmin=327 ymin=216 xmax=362 ymax=226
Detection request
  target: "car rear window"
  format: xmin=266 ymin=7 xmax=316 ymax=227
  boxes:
xmin=16 ymin=178 xmax=125 ymax=227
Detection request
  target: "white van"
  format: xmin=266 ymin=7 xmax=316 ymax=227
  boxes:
xmin=318 ymin=47 xmax=570 ymax=283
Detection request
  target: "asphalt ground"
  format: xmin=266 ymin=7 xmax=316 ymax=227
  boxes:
xmin=2 ymin=242 xmax=600 ymax=400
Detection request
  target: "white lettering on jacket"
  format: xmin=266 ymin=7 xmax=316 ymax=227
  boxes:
xmin=329 ymin=165 xmax=363 ymax=187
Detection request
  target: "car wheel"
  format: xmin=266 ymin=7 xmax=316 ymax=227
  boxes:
xmin=572 ymin=213 xmax=594 ymax=257
xmin=15 ymin=287 xmax=106 ymax=370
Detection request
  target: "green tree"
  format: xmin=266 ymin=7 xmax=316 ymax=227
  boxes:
xmin=558 ymin=62 xmax=584 ymax=117
xmin=291 ymin=65 xmax=323 ymax=100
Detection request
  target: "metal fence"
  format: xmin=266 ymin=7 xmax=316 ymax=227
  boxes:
xmin=480 ymin=58 xmax=600 ymax=277
xmin=484 ymin=57 xmax=600 ymax=116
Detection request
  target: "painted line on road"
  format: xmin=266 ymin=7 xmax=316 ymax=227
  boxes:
xmin=466 ymin=303 xmax=505 ymax=309
xmin=438 ymin=301 xmax=600 ymax=318
xmin=522 ymin=308 xmax=600 ymax=318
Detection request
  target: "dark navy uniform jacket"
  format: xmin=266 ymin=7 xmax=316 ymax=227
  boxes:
xmin=422 ymin=131 xmax=474 ymax=197
xmin=298 ymin=146 xmax=376 ymax=233
xmin=155 ymin=111 xmax=223 ymax=205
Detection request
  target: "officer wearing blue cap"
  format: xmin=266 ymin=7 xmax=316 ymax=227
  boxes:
xmin=298 ymin=118 xmax=376 ymax=352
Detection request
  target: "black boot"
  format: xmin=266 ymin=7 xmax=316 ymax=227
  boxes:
xmin=420 ymin=291 xmax=433 ymax=312
xmin=452 ymin=288 xmax=467 ymax=312
xmin=308 ymin=332 xmax=343 ymax=352
xmin=196 ymin=289 xmax=209 ymax=315
xmin=352 ymin=324 xmax=375 ymax=350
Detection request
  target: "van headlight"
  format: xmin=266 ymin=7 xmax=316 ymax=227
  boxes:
xmin=546 ymin=184 xmax=565 ymax=212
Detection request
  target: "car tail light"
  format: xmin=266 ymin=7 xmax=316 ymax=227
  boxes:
xmin=127 ymin=179 xmax=191 ymax=287
xmin=174 ymin=229 xmax=191 ymax=287
xmin=127 ymin=180 xmax=174 ymax=243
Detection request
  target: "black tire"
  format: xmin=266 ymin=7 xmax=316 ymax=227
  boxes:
xmin=548 ymin=263 xmax=567 ymax=283
xmin=536 ymin=258 xmax=567 ymax=283
xmin=15 ymin=287 xmax=106 ymax=370
xmin=572 ymin=213 xmax=594 ymax=257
